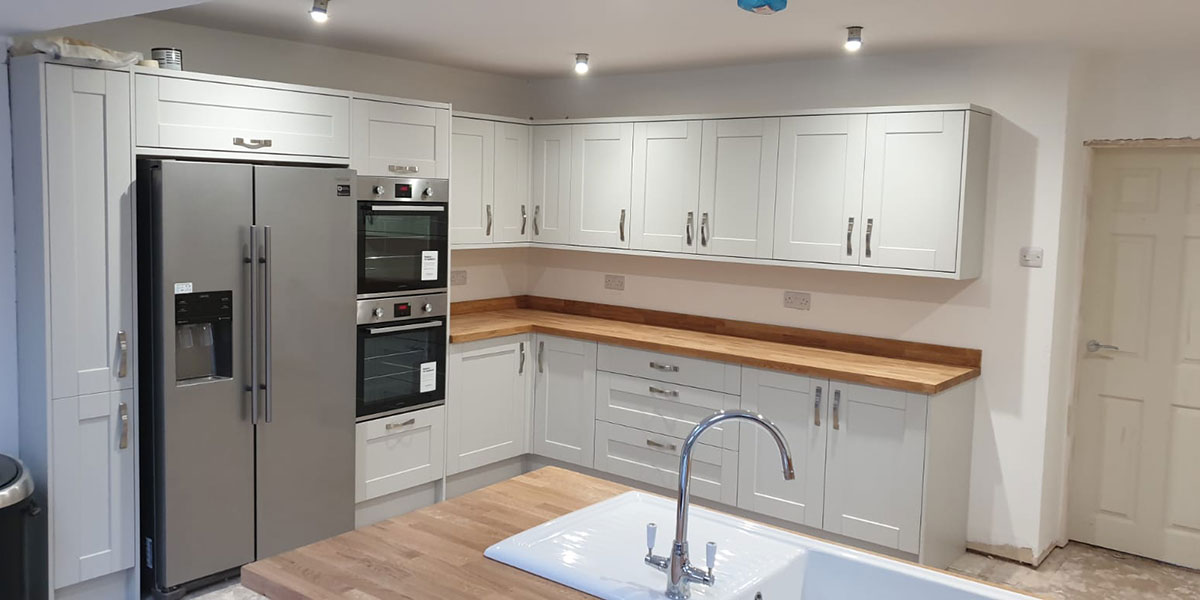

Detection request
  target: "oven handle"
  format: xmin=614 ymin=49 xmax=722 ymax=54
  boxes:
xmin=366 ymin=321 xmax=444 ymax=335
xmin=368 ymin=205 xmax=446 ymax=213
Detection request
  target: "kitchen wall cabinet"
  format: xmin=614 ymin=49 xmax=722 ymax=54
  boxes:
xmin=773 ymin=114 xmax=866 ymax=265
xmin=494 ymin=123 xmax=533 ymax=242
xmin=447 ymin=336 xmax=531 ymax=474
xmin=355 ymin=406 xmax=446 ymax=502
xmin=569 ymin=123 xmax=635 ymax=248
xmin=352 ymin=98 xmax=450 ymax=177
xmin=450 ymin=117 xmax=495 ymax=244
xmin=737 ymin=369 xmax=826 ymax=529
xmin=532 ymin=335 xmax=597 ymax=467
xmin=532 ymin=125 xmax=573 ymax=244
xmin=630 ymin=121 xmax=703 ymax=253
xmin=822 ymin=381 xmax=927 ymax=554
xmin=698 ymin=118 xmax=780 ymax=258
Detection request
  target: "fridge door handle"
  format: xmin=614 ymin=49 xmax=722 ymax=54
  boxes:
xmin=263 ymin=225 xmax=273 ymax=424
xmin=246 ymin=225 xmax=259 ymax=425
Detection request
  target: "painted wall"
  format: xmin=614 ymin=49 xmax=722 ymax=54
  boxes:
xmin=0 ymin=45 xmax=17 ymax=457
xmin=43 ymin=17 xmax=534 ymax=117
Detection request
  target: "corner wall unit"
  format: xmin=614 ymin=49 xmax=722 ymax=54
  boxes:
xmin=450 ymin=104 xmax=991 ymax=280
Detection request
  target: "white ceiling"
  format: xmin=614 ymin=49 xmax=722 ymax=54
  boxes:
xmin=1 ymin=0 xmax=206 ymax=36
xmin=149 ymin=0 xmax=1200 ymax=79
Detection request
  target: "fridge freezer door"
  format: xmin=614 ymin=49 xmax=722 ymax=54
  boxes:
xmin=146 ymin=160 xmax=257 ymax=588
xmin=252 ymin=166 xmax=357 ymax=559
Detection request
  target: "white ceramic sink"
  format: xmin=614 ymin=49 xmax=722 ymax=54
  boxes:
xmin=485 ymin=492 xmax=1034 ymax=600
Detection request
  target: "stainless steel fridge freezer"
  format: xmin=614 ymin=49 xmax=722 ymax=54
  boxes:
xmin=137 ymin=160 xmax=356 ymax=597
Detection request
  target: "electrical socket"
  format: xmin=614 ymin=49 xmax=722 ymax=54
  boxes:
xmin=1019 ymin=246 xmax=1044 ymax=268
xmin=604 ymin=274 xmax=625 ymax=291
xmin=450 ymin=270 xmax=468 ymax=286
xmin=783 ymin=291 xmax=812 ymax=311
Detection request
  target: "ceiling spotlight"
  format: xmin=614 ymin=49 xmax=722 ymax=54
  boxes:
xmin=575 ymin=53 xmax=590 ymax=75
xmin=310 ymin=0 xmax=329 ymax=23
xmin=844 ymin=26 xmax=863 ymax=52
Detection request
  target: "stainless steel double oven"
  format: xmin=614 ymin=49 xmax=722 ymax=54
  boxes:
xmin=356 ymin=177 xmax=450 ymax=421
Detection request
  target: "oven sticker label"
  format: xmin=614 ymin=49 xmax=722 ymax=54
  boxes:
xmin=419 ymin=361 xmax=437 ymax=393
xmin=174 ymin=282 xmax=193 ymax=294
xmin=421 ymin=251 xmax=438 ymax=281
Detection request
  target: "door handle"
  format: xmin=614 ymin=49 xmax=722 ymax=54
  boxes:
xmin=262 ymin=225 xmax=273 ymax=424
xmin=116 ymin=330 xmax=129 ymax=378
xmin=232 ymin=137 xmax=272 ymax=150
xmin=367 ymin=321 xmax=444 ymax=335
xmin=519 ymin=342 xmax=526 ymax=374
xmin=486 ymin=204 xmax=494 ymax=236
xmin=533 ymin=205 xmax=541 ymax=235
xmin=1086 ymin=339 xmax=1120 ymax=353
xmin=646 ymin=439 xmax=677 ymax=452
xmin=864 ymin=218 xmax=874 ymax=259
xmin=814 ymin=386 xmax=822 ymax=427
xmin=385 ymin=418 xmax=417 ymax=430
xmin=520 ymin=205 xmax=528 ymax=235
xmin=118 ymin=401 xmax=129 ymax=450
xmin=369 ymin=205 xmax=445 ymax=213
xmin=700 ymin=213 xmax=709 ymax=247
xmin=833 ymin=389 xmax=841 ymax=430
xmin=686 ymin=211 xmax=694 ymax=246
xmin=619 ymin=209 xmax=626 ymax=242
xmin=648 ymin=385 xmax=679 ymax=398
xmin=649 ymin=361 xmax=679 ymax=372
xmin=246 ymin=226 xmax=259 ymax=425
xmin=538 ymin=340 xmax=545 ymax=373
xmin=846 ymin=217 xmax=855 ymax=256
xmin=388 ymin=165 xmax=419 ymax=174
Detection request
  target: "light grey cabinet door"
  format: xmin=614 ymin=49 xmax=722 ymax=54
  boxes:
xmin=532 ymin=125 xmax=573 ymax=244
xmin=494 ymin=123 xmax=533 ymax=243
xmin=532 ymin=335 xmax=597 ymax=467
xmin=450 ymin=117 xmax=495 ymax=244
xmin=253 ymin=166 xmax=357 ymax=559
xmin=446 ymin=336 xmax=531 ymax=474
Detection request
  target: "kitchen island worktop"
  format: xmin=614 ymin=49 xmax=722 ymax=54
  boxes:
xmin=448 ymin=297 xmax=980 ymax=394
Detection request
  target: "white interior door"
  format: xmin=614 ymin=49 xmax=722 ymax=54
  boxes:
xmin=698 ymin=118 xmax=779 ymax=258
xmin=450 ymin=117 xmax=494 ymax=244
xmin=631 ymin=120 xmax=702 ymax=253
xmin=570 ymin=123 xmax=634 ymax=248
xmin=1068 ymin=149 xmax=1200 ymax=570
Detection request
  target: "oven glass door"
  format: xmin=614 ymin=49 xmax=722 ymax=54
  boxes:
xmin=357 ymin=318 xmax=446 ymax=419
xmin=359 ymin=202 xmax=448 ymax=297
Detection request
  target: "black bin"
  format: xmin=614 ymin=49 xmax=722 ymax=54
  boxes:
xmin=0 ymin=454 xmax=35 ymax=600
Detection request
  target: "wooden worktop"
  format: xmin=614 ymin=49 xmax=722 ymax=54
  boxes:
xmin=448 ymin=297 xmax=980 ymax=395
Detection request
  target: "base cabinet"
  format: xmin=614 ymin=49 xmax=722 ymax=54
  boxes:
xmin=446 ymin=336 xmax=531 ymax=474
xmin=532 ymin=335 xmax=598 ymax=467
xmin=355 ymin=406 xmax=446 ymax=502
xmin=594 ymin=421 xmax=738 ymax=505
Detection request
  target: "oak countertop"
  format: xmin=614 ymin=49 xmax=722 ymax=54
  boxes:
xmin=449 ymin=308 xmax=979 ymax=394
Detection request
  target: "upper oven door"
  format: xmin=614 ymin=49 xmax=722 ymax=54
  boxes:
xmin=358 ymin=202 xmax=448 ymax=297
xmin=357 ymin=317 xmax=447 ymax=420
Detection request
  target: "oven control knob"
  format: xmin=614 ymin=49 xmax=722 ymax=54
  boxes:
xmin=373 ymin=307 xmax=384 ymax=318
xmin=423 ymin=187 xmax=434 ymax=198
xmin=423 ymin=303 xmax=433 ymax=313
xmin=373 ymin=185 xmax=386 ymax=196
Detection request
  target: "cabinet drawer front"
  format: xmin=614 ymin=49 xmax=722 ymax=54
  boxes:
xmin=356 ymin=406 xmax=445 ymax=502
xmin=593 ymin=421 xmax=737 ymax=504
xmin=597 ymin=345 xmax=740 ymax=394
xmin=595 ymin=371 xmax=739 ymax=450
xmin=136 ymin=75 xmax=350 ymax=158
xmin=353 ymin=99 xmax=448 ymax=177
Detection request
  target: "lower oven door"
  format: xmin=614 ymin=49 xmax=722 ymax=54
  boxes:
xmin=359 ymin=202 xmax=448 ymax=298
xmin=357 ymin=318 xmax=446 ymax=420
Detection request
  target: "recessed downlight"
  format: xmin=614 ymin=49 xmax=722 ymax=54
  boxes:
xmin=844 ymin=26 xmax=863 ymax=52
xmin=310 ymin=0 xmax=329 ymax=23
xmin=575 ymin=53 xmax=590 ymax=75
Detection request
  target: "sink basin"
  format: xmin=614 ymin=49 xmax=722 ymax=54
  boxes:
xmin=484 ymin=491 xmax=1033 ymax=600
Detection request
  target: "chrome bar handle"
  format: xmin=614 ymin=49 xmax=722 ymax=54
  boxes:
xmin=649 ymin=361 xmax=679 ymax=372
xmin=246 ymin=226 xmax=259 ymax=425
xmin=646 ymin=439 xmax=678 ymax=451
xmin=520 ymin=205 xmax=528 ymax=235
xmin=533 ymin=205 xmax=541 ymax=235
xmin=538 ymin=340 xmax=545 ymax=373
xmin=263 ymin=225 xmax=273 ymax=424
xmin=233 ymin=137 xmax=272 ymax=150
xmin=519 ymin=342 xmax=526 ymax=374
xmin=846 ymin=217 xmax=855 ymax=256
xmin=385 ymin=418 xmax=417 ymax=430
xmin=486 ymin=204 xmax=494 ymax=236
xmin=118 ymin=401 xmax=129 ymax=450
xmin=865 ymin=218 xmax=874 ymax=259
xmin=814 ymin=386 xmax=822 ymax=427
xmin=686 ymin=211 xmax=694 ymax=246
xmin=116 ymin=330 xmax=129 ymax=378
xmin=833 ymin=389 xmax=841 ymax=430
xmin=619 ymin=208 xmax=626 ymax=242
xmin=1087 ymin=339 xmax=1120 ymax=353
xmin=700 ymin=212 xmax=709 ymax=247
xmin=388 ymin=164 xmax=419 ymax=174
xmin=649 ymin=385 xmax=679 ymax=398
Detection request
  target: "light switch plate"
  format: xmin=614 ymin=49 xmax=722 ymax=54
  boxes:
xmin=450 ymin=270 xmax=468 ymax=285
xmin=784 ymin=291 xmax=811 ymax=311
xmin=604 ymin=274 xmax=625 ymax=291
xmin=1019 ymin=247 xmax=1044 ymax=268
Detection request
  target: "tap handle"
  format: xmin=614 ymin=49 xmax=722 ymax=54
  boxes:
xmin=647 ymin=523 xmax=657 ymax=553
xmin=706 ymin=541 xmax=717 ymax=570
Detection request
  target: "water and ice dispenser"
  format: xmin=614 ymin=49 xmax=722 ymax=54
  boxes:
xmin=174 ymin=291 xmax=233 ymax=383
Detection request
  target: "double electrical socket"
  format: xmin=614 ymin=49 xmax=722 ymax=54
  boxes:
xmin=783 ymin=290 xmax=812 ymax=311
xmin=450 ymin=270 xmax=468 ymax=286
xmin=604 ymin=274 xmax=626 ymax=291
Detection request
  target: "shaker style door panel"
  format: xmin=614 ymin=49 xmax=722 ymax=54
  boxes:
xmin=533 ymin=335 xmax=598 ymax=467
xmin=45 ymin=65 xmax=134 ymax=399
xmin=447 ymin=337 xmax=531 ymax=474
xmin=631 ymin=120 xmax=703 ymax=253
xmin=698 ymin=118 xmax=779 ymax=258
xmin=594 ymin=371 xmax=739 ymax=449
xmin=531 ymin=125 xmax=573 ymax=243
xmin=823 ymin=381 xmax=928 ymax=553
xmin=351 ymin=98 xmax=449 ymax=176
xmin=355 ymin=406 xmax=446 ymax=501
xmin=860 ymin=111 xmax=965 ymax=272
xmin=594 ymin=421 xmax=738 ymax=505
xmin=773 ymin=114 xmax=867 ymax=265
xmin=494 ymin=123 xmax=533 ymax=242
xmin=450 ymin=117 xmax=495 ymax=244
xmin=570 ymin=123 xmax=635 ymax=248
